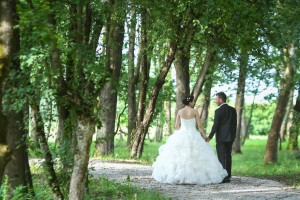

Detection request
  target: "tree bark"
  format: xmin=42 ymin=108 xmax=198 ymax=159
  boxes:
xmin=3 ymin=4 xmax=33 ymax=195
xmin=164 ymin=100 xmax=172 ymax=136
xmin=95 ymin=0 xmax=125 ymax=155
xmin=174 ymin=42 xmax=191 ymax=117
xmin=155 ymin=117 xmax=163 ymax=142
xmin=197 ymin=74 xmax=213 ymax=126
xmin=0 ymin=0 xmax=17 ymax=184
xmin=4 ymin=108 xmax=30 ymax=198
xmin=131 ymin=40 xmax=178 ymax=158
xmin=136 ymin=7 xmax=148 ymax=129
xmin=69 ymin=117 xmax=95 ymax=200
xmin=242 ymin=80 xmax=261 ymax=146
xmin=287 ymin=87 xmax=300 ymax=150
xmin=127 ymin=6 xmax=137 ymax=148
xmin=233 ymin=51 xmax=248 ymax=154
xmin=280 ymin=90 xmax=293 ymax=141
xmin=192 ymin=43 xmax=216 ymax=103
xmin=30 ymin=103 xmax=64 ymax=199
xmin=264 ymin=44 xmax=295 ymax=164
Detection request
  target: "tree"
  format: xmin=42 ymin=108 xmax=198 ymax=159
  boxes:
xmin=232 ymin=50 xmax=249 ymax=154
xmin=2 ymin=1 xmax=34 ymax=196
xmin=264 ymin=44 xmax=295 ymax=164
xmin=127 ymin=4 xmax=139 ymax=148
xmin=0 ymin=0 xmax=17 ymax=184
xmin=174 ymin=24 xmax=194 ymax=117
xmin=287 ymin=87 xmax=300 ymax=150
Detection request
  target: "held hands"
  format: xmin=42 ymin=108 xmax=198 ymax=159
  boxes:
xmin=205 ymin=137 xmax=211 ymax=142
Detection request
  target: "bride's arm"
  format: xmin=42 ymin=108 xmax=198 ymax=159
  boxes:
xmin=175 ymin=113 xmax=181 ymax=130
xmin=195 ymin=110 xmax=207 ymax=139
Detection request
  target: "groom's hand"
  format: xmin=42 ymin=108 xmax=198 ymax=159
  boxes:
xmin=205 ymin=137 xmax=211 ymax=142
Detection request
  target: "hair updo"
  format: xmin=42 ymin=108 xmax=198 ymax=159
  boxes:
xmin=182 ymin=94 xmax=194 ymax=105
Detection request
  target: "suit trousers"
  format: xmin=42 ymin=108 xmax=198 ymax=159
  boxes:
xmin=216 ymin=142 xmax=233 ymax=178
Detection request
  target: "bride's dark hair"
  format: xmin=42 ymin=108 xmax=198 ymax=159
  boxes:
xmin=182 ymin=94 xmax=194 ymax=105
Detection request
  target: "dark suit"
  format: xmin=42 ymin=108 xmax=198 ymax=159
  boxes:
xmin=209 ymin=103 xmax=237 ymax=178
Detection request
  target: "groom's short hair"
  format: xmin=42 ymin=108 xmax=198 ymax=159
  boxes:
xmin=216 ymin=92 xmax=227 ymax=102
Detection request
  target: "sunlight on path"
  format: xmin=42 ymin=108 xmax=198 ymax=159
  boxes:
xmin=89 ymin=159 xmax=300 ymax=200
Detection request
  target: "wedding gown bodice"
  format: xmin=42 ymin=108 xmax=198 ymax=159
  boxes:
xmin=180 ymin=117 xmax=196 ymax=131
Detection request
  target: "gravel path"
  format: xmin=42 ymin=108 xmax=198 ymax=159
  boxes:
xmin=89 ymin=159 xmax=300 ymax=200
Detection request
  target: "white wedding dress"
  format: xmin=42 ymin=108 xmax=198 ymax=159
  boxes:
xmin=152 ymin=117 xmax=228 ymax=185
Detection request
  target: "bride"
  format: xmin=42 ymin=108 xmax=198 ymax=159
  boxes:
xmin=152 ymin=94 xmax=228 ymax=185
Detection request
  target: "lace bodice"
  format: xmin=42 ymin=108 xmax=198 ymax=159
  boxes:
xmin=180 ymin=117 xmax=196 ymax=131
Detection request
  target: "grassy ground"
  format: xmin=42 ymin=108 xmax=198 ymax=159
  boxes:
xmin=91 ymin=136 xmax=300 ymax=187
xmin=25 ymin=136 xmax=299 ymax=199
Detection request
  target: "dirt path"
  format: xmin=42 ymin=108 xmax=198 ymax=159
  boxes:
xmin=89 ymin=159 xmax=300 ymax=200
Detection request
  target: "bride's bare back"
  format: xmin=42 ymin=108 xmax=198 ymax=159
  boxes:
xmin=175 ymin=106 xmax=207 ymax=138
xmin=178 ymin=106 xmax=197 ymax=120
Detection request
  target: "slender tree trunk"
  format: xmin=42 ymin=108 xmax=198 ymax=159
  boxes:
xmin=95 ymin=0 xmax=125 ymax=155
xmin=31 ymin=103 xmax=64 ymax=199
xmin=127 ymin=6 xmax=137 ymax=148
xmin=164 ymin=100 xmax=172 ymax=136
xmin=287 ymin=87 xmax=300 ymax=150
xmin=30 ymin=106 xmax=40 ymax=146
xmin=192 ymin=43 xmax=216 ymax=103
xmin=155 ymin=118 xmax=163 ymax=142
xmin=241 ymin=113 xmax=247 ymax=139
xmin=242 ymin=80 xmax=261 ymax=146
xmin=0 ymin=0 xmax=15 ymax=183
xmin=233 ymin=51 xmax=248 ymax=154
xmin=197 ymin=76 xmax=213 ymax=126
xmin=136 ymin=7 xmax=148 ymax=128
xmin=280 ymin=90 xmax=293 ymax=141
xmin=264 ymin=44 xmax=295 ymax=164
xmin=131 ymin=40 xmax=178 ymax=158
xmin=69 ymin=117 xmax=95 ymax=200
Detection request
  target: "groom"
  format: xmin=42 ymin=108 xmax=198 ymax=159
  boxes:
xmin=206 ymin=92 xmax=237 ymax=183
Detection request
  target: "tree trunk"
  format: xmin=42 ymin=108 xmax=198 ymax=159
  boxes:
xmin=127 ymin=6 xmax=137 ymax=148
xmin=155 ymin=117 xmax=163 ymax=142
xmin=4 ymin=107 xmax=30 ymax=198
xmin=0 ymin=0 xmax=16 ymax=183
xmin=174 ymin=44 xmax=191 ymax=117
xmin=280 ymin=90 xmax=293 ymax=141
xmin=69 ymin=117 xmax=95 ymax=200
xmin=31 ymin=103 xmax=64 ymax=199
xmin=29 ymin=106 xmax=40 ymax=146
xmin=131 ymin=40 xmax=178 ymax=158
xmin=95 ymin=0 xmax=125 ymax=155
xmin=197 ymin=76 xmax=213 ymax=126
xmin=164 ymin=100 xmax=172 ymax=136
xmin=241 ymin=113 xmax=247 ymax=139
xmin=287 ymin=87 xmax=300 ymax=150
xmin=233 ymin=51 xmax=248 ymax=154
xmin=3 ymin=5 xmax=33 ymax=195
xmin=264 ymin=44 xmax=295 ymax=164
xmin=192 ymin=43 xmax=216 ymax=103
xmin=242 ymin=80 xmax=261 ymax=146
xmin=136 ymin=7 xmax=148 ymax=128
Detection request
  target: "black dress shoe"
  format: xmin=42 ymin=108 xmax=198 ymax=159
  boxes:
xmin=221 ymin=178 xmax=230 ymax=183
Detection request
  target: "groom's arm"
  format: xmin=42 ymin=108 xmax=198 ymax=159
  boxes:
xmin=208 ymin=109 xmax=221 ymax=139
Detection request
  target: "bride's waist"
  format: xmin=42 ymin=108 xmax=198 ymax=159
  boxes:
xmin=179 ymin=127 xmax=197 ymax=131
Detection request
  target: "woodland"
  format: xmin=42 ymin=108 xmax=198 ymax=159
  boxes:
xmin=0 ymin=0 xmax=299 ymax=199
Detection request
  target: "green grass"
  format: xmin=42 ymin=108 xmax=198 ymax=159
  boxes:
xmin=27 ymin=136 xmax=300 ymax=200
xmin=90 ymin=136 xmax=300 ymax=187
xmin=90 ymin=139 xmax=163 ymax=165
xmin=231 ymin=137 xmax=300 ymax=187
xmin=86 ymin=176 xmax=167 ymax=200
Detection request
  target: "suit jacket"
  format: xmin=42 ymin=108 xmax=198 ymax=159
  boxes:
xmin=209 ymin=104 xmax=237 ymax=143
